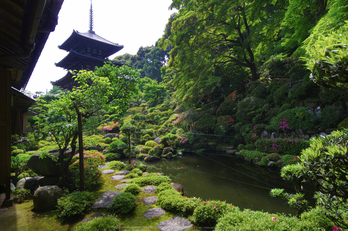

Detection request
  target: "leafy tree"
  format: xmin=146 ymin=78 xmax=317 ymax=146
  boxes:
xmin=120 ymin=124 xmax=137 ymax=164
xmin=302 ymin=21 xmax=348 ymax=93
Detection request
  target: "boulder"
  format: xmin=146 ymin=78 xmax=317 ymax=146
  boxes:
xmin=85 ymin=144 xmax=104 ymax=151
xmin=104 ymin=133 xmax=117 ymax=139
xmin=91 ymin=191 xmax=122 ymax=209
xmin=33 ymin=185 xmax=64 ymax=211
xmin=16 ymin=177 xmax=39 ymax=193
xmin=27 ymin=149 xmax=73 ymax=177
xmin=172 ymin=183 xmax=183 ymax=194
xmin=144 ymin=156 xmax=160 ymax=162
xmin=102 ymin=170 xmax=115 ymax=174
xmin=115 ymin=170 xmax=130 ymax=175
xmin=110 ymin=175 xmax=125 ymax=181
xmin=142 ymin=186 xmax=157 ymax=194
xmin=142 ymin=196 xmax=157 ymax=205
xmin=157 ymin=216 xmax=193 ymax=231
xmin=37 ymin=176 xmax=60 ymax=187
xmin=154 ymin=137 xmax=161 ymax=144
xmin=114 ymin=184 xmax=129 ymax=190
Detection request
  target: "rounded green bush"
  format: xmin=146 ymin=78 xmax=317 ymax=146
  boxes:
xmin=108 ymin=192 xmax=136 ymax=215
xmin=104 ymin=153 xmax=122 ymax=161
xmin=104 ymin=137 xmax=112 ymax=144
xmin=191 ymin=200 xmax=232 ymax=227
xmin=145 ymin=140 xmax=157 ymax=147
xmin=108 ymin=161 xmax=125 ymax=170
xmin=155 ymin=182 xmax=172 ymax=194
xmin=130 ymin=168 xmax=143 ymax=176
xmin=124 ymin=184 xmax=141 ymax=196
xmin=75 ymin=216 xmax=120 ymax=231
xmin=108 ymin=140 xmax=127 ymax=153
xmin=57 ymin=191 xmax=95 ymax=219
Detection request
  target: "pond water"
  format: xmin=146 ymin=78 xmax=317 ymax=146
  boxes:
xmin=144 ymin=153 xmax=298 ymax=215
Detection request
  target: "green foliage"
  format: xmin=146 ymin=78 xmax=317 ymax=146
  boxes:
xmin=123 ymin=184 xmax=141 ymax=196
xmin=108 ymin=192 xmax=136 ymax=216
xmin=320 ymin=107 xmax=344 ymax=129
xmin=107 ymin=140 xmax=127 ymax=153
xmin=160 ymin=133 xmax=179 ymax=149
xmin=108 ymin=161 xmax=125 ymax=170
xmin=236 ymin=97 xmax=265 ymax=124
xmin=104 ymin=153 xmax=122 ymax=161
xmin=125 ymin=161 xmax=147 ymax=172
xmin=148 ymin=145 xmax=162 ymax=156
xmin=273 ymin=85 xmax=289 ymax=106
xmin=131 ymin=173 xmax=171 ymax=187
xmin=239 ymin=150 xmax=265 ymax=162
xmin=57 ymin=191 xmax=95 ymax=219
xmin=191 ymin=200 xmax=233 ymax=227
xmin=338 ymin=117 xmax=348 ymax=129
xmin=130 ymin=168 xmax=143 ymax=176
xmin=145 ymin=140 xmax=157 ymax=147
xmin=255 ymin=138 xmax=309 ymax=156
xmin=155 ymin=182 xmax=173 ymax=194
xmin=282 ymin=154 xmax=300 ymax=165
xmin=270 ymin=189 xmax=309 ymax=215
xmin=12 ymin=188 xmax=30 ymax=203
xmin=104 ymin=137 xmax=112 ymax=144
xmin=75 ymin=216 xmax=120 ymax=231
xmin=11 ymin=154 xmax=31 ymax=177
xmin=156 ymin=189 xmax=199 ymax=216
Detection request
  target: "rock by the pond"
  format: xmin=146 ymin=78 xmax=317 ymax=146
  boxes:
xmin=142 ymin=186 xmax=157 ymax=194
xmin=16 ymin=177 xmax=39 ymax=193
xmin=157 ymin=216 xmax=193 ymax=231
xmin=171 ymin=183 xmax=183 ymax=193
xmin=91 ymin=191 xmax=123 ymax=209
xmin=115 ymin=170 xmax=130 ymax=175
xmin=154 ymin=137 xmax=161 ymax=144
xmin=145 ymin=156 xmax=160 ymax=162
xmin=143 ymin=207 xmax=166 ymax=219
xmin=102 ymin=169 xmax=115 ymax=174
xmin=114 ymin=184 xmax=129 ymax=190
xmin=121 ymin=179 xmax=132 ymax=183
xmin=142 ymin=196 xmax=157 ymax=205
xmin=27 ymin=149 xmax=73 ymax=177
xmin=110 ymin=175 xmax=125 ymax=181
xmin=33 ymin=185 xmax=64 ymax=211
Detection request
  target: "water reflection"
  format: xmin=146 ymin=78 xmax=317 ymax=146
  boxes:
xmin=146 ymin=153 xmax=297 ymax=215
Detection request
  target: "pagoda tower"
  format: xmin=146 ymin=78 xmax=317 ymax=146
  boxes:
xmin=53 ymin=0 xmax=123 ymax=90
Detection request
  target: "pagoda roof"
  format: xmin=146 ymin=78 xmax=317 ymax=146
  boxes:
xmin=58 ymin=30 xmax=123 ymax=57
xmin=55 ymin=49 xmax=123 ymax=70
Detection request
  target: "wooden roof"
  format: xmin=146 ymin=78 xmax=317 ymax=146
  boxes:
xmin=58 ymin=30 xmax=124 ymax=58
xmin=0 ymin=0 xmax=64 ymax=90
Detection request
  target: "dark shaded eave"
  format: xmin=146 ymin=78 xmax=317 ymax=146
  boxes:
xmin=11 ymin=87 xmax=36 ymax=110
xmin=0 ymin=0 xmax=64 ymax=90
xmin=58 ymin=30 xmax=124 ymax=57
xmin=55 ymin=49 xmax=123 ymax=69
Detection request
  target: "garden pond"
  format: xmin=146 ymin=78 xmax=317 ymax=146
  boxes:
xmin=142 ymin=153 xmax=300 ymax=215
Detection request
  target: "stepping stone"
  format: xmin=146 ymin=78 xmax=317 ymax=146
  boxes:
xmin=98 ymin=165 xmax=109 ymax=169
xmin=143 ymin=172 xmax=148 ymax=176
xmin=111 ymin=175 xmax=125 ymax=181
xmin=115 ymin=170 xmax=130 ymax=175
xmin=91 ymin=191 xmax=122 ymax=209
xmin=157 ymin=216 xmax=193 ymax=231
xmin=142 ymin=186 xmax=156 ymax=194
xmin=114 ymin=184 xmax=129 ymax=190
xmin=81 ymin=213 xmax=114 ymax=223
xmin=102 ymin=169 xmax=115 ymax=174
xmin=142 ymin=196 xmax=157 ymax=205
xmin=121 ymin=179 xmax=132 ymax=183
xmin=143 ymin=207 xmax=165 ymax=219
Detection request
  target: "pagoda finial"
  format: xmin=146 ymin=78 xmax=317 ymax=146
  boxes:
xmin=89 ymin=0 xmax=95 ymax=33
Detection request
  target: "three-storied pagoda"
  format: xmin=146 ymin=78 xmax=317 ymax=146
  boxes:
xmin=52 ymin=1 xmax=123 ymax=90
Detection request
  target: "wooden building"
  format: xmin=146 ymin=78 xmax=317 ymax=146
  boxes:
xmin=0 ymin=0 xmax=64 ymax=207
xmin=52 ymin=2 xmax=124 ymax=90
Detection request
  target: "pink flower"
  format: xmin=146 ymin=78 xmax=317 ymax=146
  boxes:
xmin=332 ymin=226 xmax=341 ymax=231
xmin=272 ymin=217 xmax=277 ymax=221
xmin=213 ymin=206 xmax=215 ymax=208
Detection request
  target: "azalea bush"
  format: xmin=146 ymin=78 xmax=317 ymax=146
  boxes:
xmin=69 ymin=151 xmax=105 ymax=190
xmin=131 ymin=173 xmax=171 ymax=187
xmin=125 ymin=161 xmax=147 ymax=172
xmin=12 ymin=188 xmax=30 ymax=203
xmin=57 ymin=191 xmax=95 ymax=219
xmin=108 ymin=192 xmax=136 ymax=216
xmin=254 ymin=138 xmax=309 ymax=155
xmin=75 ymin=216 xmax=120 ymax=231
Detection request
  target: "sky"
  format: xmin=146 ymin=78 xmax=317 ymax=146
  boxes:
xmin=26 ymin=0 xmax=175 ymax=93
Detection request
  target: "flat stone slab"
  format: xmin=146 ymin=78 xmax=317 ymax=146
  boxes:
xmin=91 ymin=191 xmax=122 ymax=209
xmin=142 ymin=196 xmax=157 ymax=205
xmin=110 ymin=175 xmax=125 ymax=181
xmin=81 ymin=213 xmax=113 ymax=223
xmin=142 ymin=186 xmax=157 ymax=194
xmin=115 ymin=170 xmax=130 ymax=175
xmin=102 ymin=169 xmax=115 ymax=174
xmin=121 ymin=179 xmax=132 ymax=183
xmin=143 ymin=207 xmax=165 ymax=219
xmin=98 ymin=165 xmax=109 ymax=169
xmin=114 ymin=184 xmax=129 ymax=190
xmin=157 ymin=216 xmax=193 ymax=231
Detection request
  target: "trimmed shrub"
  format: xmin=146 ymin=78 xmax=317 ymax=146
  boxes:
xmin=131 ymin=173 xmax=171 ymax=187
xmin=145 ymin=140 xmax=157 ymax=147
xmin=141 ymin=146 xmax=151 ymax=153
xmin=107 ymin=140 xmax=127 ymax=153
xmin=104 ymin=153 xmax=122 ymax=161
xmin=75 ymin=216 xmax=120 ymax=231
xmin=156 ymin=189 xmax=199 ymax=216
xmin=104 ymin=137 xmax=112 ymax=144
xmin=148 ymin=145 xmax=162 ymax=156
xmin=191 ymin=200 xmax=233 ymax=227
xmin=108 ymin=161 xmax=125 ymax=170
xmin=124 ymin=173 xmax=139 ymax=179
xmin=124 ymin=184 xmax=141 ymax=196
xmin=130 ymin=168 xmax=143 ymax=176
xmin=108 ymin=192 xmax=136 ymax=216
xmin=57 ymin=191 xmax=95 ymax=219
xmin=125 ymin=161 xmax=147 ymax=171
xmin=155 ymin=182 xmax=173 ymax=194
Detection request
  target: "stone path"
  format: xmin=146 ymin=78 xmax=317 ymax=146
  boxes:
xmin=110 ymin=175 xmax=125 ymax=181
xmin=91 ymin=191 xmax=122 ymax=209
xmin=142 ymin=186 xmax=157 ymax=194
xmin=121 ymin=179 xmax=132 ymax=183
xmin=157 ymin=216 xmax=193 ymax=231
xmin=102 ymin=169 xmax=115 ymax=174
xmin=142 ymin=196 xmax=157 ymax=205
xmin=115 ymin=170 xmax=130 ymax=175
xmin=114 ymin=184 xmax=129 ymax=190
xmin=143 ymin=208 xmax=165 ymax=219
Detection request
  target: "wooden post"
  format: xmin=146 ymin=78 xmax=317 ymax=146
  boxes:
xmin=78 ymin=111 xmax=84 ymax=191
